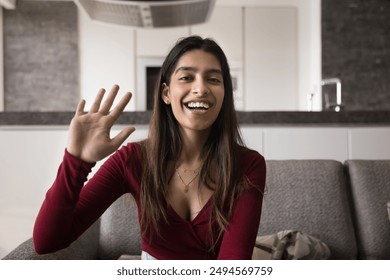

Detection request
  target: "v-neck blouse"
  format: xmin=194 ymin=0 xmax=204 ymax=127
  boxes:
xmin=33 ymin=142 xmax=266 ymax=259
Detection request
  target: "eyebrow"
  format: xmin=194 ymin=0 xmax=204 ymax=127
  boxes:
xmin=174 ymin=66 xmax=222 ymax=75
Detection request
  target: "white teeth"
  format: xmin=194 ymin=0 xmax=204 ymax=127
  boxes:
xmin=187 ymin=102 xmax=210 ymax=109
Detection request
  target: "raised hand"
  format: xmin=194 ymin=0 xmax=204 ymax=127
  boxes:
xmin=66 ymin=85 xmax=135 ymax=163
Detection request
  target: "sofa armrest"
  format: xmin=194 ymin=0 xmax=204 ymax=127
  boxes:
xmin=3 ymin=220 xmax=100 ymax=260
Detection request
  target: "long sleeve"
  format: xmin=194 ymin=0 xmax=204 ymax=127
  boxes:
xmin=33 ymin=143 xmax=141 ymax=254
xmin=217 ymin=152 xmax=266 ymax=259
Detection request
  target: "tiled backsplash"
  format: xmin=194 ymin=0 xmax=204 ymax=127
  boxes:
xmin=3 ymin=0 xmax=79 ymax=111
xmin=322 ymin=0 xmax=390 ymax=111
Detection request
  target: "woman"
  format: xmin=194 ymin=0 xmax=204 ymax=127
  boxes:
xmin=33 ymin=36 xmax=266 ymax=259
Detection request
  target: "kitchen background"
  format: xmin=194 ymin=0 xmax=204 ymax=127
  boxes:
xmin=1 ymin=0 xmax=389 ymax=112
xmin=0 ymin=0 xmax=389 ymax=259
xmin=3 ymin=0 xmax=318 ymax=112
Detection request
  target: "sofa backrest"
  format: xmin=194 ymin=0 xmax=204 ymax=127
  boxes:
xmin=97 ymin=160 xmax=358 ymax=259
xmin=259 ymin=160 xmax=357 ymax=259
xmin=345 ymin=160 xmax=390 ymax=260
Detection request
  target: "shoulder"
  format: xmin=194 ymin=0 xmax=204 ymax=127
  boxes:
xmin=111 ymin=142 xmax=144 ymax=188
xmin=105 ymin=142 xmax=143 ymax=174
xmin=239 ymin=147 xmax=266 ymax=191
xmin=239 ymin=147 xmax=266 ymax=171
xmin=116 ymin=142 xmax=143 ymax=161
xmin=124 ymin=141 xmax=143 ymax=155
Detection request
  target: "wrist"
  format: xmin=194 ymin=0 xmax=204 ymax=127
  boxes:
xmin=64 ymin=149 xmax=96 ymax=172
xmin=65 ymin=148 xmax=95 ymax=164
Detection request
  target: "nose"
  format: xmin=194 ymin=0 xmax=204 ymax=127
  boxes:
xmin=191 ymin=78 xmax=209 ymax=95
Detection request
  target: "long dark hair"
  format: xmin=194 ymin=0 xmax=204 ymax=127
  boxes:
xmin=140 ymin=35 xmax=246 ymax=244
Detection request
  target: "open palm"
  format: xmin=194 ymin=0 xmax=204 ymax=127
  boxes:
xmin=67 ymin=85 xmax=135 ymax=163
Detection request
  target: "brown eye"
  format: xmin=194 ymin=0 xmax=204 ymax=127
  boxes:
xmin=179 ymin=76 xmax=193 ymax=82
xmin=208 ymin=77 xmax=222 ymax=83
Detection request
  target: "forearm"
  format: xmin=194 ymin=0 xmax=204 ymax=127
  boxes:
xmin=33 ymin=150 xmax=95 ymax=254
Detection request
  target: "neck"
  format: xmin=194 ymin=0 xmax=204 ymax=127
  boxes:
xmin=178 ymin=127 xmax=210 ymax=166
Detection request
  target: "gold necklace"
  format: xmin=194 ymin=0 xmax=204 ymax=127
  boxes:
xmin=175 ymin=166 xmax=200 ymax=193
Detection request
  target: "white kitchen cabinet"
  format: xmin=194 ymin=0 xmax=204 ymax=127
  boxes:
xmin=0 ymin=128 xmax=68 ymax=258
xmin=191 ymin=5 xmax=244 ymax=109
xmin=78 ymin=12 xmax=137 ymax=111
xmin=244 ymin=6 xmax=298 ymax=111
xmin=348 ymin=128 xmax=390 ymax=159
xmin=191 ymin=6 xmax=243 ymax=63
xmin=263 ymin=127 xmax=349 ymax=162
xmin=241 ymin=125 xmax=264 ymax=154
xmin=75 ymin=0 xmax=321 ymax=112
xmin=0 ymin=9 xmax=3 ymax=112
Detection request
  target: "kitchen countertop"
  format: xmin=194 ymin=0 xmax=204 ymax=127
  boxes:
xmin=1 ymin=111 xmax=390 ymax=126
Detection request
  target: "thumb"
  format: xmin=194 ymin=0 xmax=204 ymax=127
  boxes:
xmin=111 ymin=126 xmax=136 ymax=149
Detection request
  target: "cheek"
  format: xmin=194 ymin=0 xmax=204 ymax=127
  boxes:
xmin=170 ymin=99 xmax=185 ymax=119
xmin=171 ymin=98 xmax=183 ymax=112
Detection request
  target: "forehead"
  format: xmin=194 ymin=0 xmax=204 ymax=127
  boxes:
xmin=174 ymin=50 xmax=221 ymax=71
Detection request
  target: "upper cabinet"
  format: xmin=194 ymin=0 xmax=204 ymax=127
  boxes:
xmin=71 ymin=0 xmax=321 ymax=112
xmin=191 ymin=6 xmax=243 ymax=63
xmin=191 ymin=6 xmax=244 ymax=109
xmin=244 ymin=7 xmax=298 ymax=111
xmin=190 ymin=2 xmax=320 ymax=111
xmin=130 ymin=0 xmax=321 ymax=111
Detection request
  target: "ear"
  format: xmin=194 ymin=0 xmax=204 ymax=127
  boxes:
xmin=161 ymin=83 xmax=171 ymax=104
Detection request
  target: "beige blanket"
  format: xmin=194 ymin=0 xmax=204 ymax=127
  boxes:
xmin=252 ymin=230 xmax=331 ymax=260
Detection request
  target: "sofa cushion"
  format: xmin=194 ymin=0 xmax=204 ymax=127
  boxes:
xmin=345 ymin=160 xmax=390 ymax=259
xmin=259 ymin=160 xmax=357 ymax=259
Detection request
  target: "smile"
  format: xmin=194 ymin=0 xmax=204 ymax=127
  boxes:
xmin=184 ymin=101 xmax=211 ymax=111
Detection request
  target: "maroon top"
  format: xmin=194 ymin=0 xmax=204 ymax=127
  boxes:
xmin=33 ymin=143 xmax=266 ymax=259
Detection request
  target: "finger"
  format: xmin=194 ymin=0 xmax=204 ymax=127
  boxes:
xmin=111 ymin=126 xmax=136 ymax=150
xmin=109 ymin=92 xmax=132 ymax=122
xmin=100 ymin=84 xmax=120 ymax=114
xmin=75 ymin=99 xmax=86 ymax=116
xmin=90 ymin=88 xmax=106 ymax=113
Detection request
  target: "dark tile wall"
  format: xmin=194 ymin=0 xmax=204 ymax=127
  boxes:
xmin=4 ymin=1 xmax=79 ymax=111
xmin=322 ymin=0 xmax=390 ymax=111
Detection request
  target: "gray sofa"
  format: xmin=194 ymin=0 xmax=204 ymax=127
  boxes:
xmin=3 ymin=160 xmax=390 ymax=260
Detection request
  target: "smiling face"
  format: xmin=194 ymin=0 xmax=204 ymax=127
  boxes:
xmin=161 ymin=50 xmax=225 ymax=134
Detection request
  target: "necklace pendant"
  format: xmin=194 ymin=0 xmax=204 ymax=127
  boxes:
xmin=176 ymin=166 xmax=199 ymax=194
